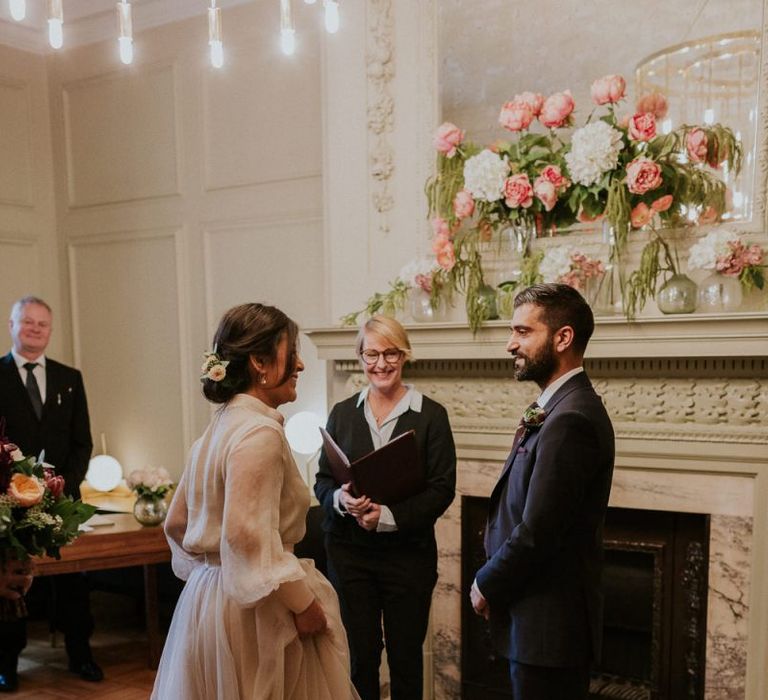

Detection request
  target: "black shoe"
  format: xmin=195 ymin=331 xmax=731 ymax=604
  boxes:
xmin=0 ymin=670 xmax=18 ymax=693
xmin=68 ymin=660 xmax=104 ymax=682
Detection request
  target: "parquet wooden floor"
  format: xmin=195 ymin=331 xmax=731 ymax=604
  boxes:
xmin=12 ymin=619 xmax=156 ymax=699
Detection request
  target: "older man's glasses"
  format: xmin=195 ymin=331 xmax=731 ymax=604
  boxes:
xmin=360 ymin=349 xmax=403 ymax=365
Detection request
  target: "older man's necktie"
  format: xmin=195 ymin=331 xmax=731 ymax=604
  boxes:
xmin=23 ymin=362 xmax=43 ymax=420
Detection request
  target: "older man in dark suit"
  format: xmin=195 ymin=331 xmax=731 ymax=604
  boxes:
xmin=471 ymin=283 xmax=615 ymax=700
xmin=0 ymin=296 xmax=102 ymax=692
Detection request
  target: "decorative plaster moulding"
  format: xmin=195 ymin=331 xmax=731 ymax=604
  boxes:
xmin=306 ymin=312 xmax=768 ymax=361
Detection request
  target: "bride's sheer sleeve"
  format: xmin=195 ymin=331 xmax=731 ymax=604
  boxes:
xmin=221 ymin=425 xmax=312 ymax=610
xmin=164 ymin=462 xmax=203 ymax=581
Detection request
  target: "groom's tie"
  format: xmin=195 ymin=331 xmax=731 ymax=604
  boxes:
xmin=23 ymin=362 xmax=43 ymax=420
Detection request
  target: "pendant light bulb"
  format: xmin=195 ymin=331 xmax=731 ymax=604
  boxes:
xmin=208 ymin=4 xmax=224 ymax=68
xmin=210 ymin=40 xmax=224 ymax=68
xmin=47 ymin=0 xmax=63 ymax=49
xmin=117 ymin=1 xmax=133 ymax=64
xmin=280 ymin=29 xmax=296 ymax=56
xmin=280 ymin=0 xmax=295 ymax=55
xmin=323 ymin=0 xmax=339 ymax=34
xmin=9 ymin=0 xmax=26 ymax=21
xmin=118 ymin=36 xmax=133 ymax=64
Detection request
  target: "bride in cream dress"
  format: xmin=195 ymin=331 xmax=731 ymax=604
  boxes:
xmin=151 ymin=303 xmax=358 ymax=700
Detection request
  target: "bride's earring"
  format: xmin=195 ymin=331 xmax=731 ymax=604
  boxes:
xmin=260 ymin=374 xmax=267 ymax=385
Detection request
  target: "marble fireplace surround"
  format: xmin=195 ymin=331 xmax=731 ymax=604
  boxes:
xmin=307 ymin=312 xmax=768 ymax=700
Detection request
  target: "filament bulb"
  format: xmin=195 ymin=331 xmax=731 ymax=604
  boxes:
xmin=9 ymin=0 xmax=26 ymax=21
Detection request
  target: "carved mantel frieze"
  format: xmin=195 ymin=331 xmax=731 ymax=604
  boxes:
xmin=307 ymin=314 xmax=768 ymax=466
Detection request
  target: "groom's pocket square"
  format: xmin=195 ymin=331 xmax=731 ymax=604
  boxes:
xmin=516 ymin=446 xmax=528 ymax=455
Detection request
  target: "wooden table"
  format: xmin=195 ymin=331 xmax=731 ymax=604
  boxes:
xmin=34 ymin=513 xmax=171 ymax=669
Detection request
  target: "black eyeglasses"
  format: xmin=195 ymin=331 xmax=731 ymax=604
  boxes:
xmin=360 ymin=348 xmax=403 ymax=365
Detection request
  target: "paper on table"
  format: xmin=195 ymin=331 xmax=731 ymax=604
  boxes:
xmin=86 ymin=514 xmax=116 ymax=527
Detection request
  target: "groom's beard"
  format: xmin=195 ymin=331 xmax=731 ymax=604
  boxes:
xmin=512 ymin=339 xmax=557 ymax=385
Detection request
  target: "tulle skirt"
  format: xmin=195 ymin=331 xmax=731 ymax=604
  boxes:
xmin=151 ymin=559 xmax=358 ymax=700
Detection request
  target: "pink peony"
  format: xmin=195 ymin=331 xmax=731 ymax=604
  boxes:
xmin=686 ymin=128 xmax=709 ymax=164
xmin=626 ymin=157 xmax=663 ymax=195
xmin=432 ymin=236 xmax=456 ymax=271
xmin=433 ymin=122 xmax=465 ymax=158
xmin=539 ymin=91 xmax=575 ymax=129
xmin=628 ymin=112 xmax=657 ymax=142
xmin=630 ymin=202 xmax=653 ymax=229
xmin=538 ymin=164 xmax=570 ymax=191
xmin=453 ymin=190 xmax=475 ymax=219
xmin=576 ymin=207 xmax=603 ymax=223
xmin=745 ymin=244 xmax=764 ymax=266
xmin=499 ymin=100 xmax=534 ymax=132
xmin=698 ymin=206 xmax=719 ymax=224
xmin=533 ymin=178 xmax=557 ymax=211
xmin=651 ymin=194 xmax=673 ymax=212
xmin=636 ymin=92 xmax=668 ymax=119
xmin=431 ymin=216 xmax=451 ymax=239
xmin=503 ymin=173 xmax=534 ymax=208
xmin=515 ymin=91 xmax=544 ymax=116
xmin=590 ymin=74 xmax=626 ymax=105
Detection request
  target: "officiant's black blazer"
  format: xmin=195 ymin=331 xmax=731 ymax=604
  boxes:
xmin=314 ymin=393 xmax=456 ymax=550
xmin=476 ymin=371 xmax=614 ymax=668
xmin=0 ymin=352 xmax=92 ymax=497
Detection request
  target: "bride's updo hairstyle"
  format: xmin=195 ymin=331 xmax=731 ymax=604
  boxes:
xmin=202 ymin=303 xmax=299 ymax=404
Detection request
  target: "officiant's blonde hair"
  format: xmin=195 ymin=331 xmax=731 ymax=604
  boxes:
xmin=355 ymin=315 xmax=413 ymax=361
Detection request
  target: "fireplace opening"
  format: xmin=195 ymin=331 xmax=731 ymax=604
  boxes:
xmin=461 ymin=499 xmax=709 ymax=700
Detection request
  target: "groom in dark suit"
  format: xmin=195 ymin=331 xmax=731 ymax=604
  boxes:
xmin=471 ymin=283 xmax=615 ymax=699
xmin=0 ymin=296 xmax=102 ymax=692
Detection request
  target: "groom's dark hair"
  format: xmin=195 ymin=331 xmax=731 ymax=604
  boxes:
xmin=514 ymin=283 xmax=594 ymax=355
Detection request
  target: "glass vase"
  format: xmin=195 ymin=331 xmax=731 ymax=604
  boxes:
xmin=591 ymin=222 xmax=623 ymax=315
xmin=133 ymin=495 xmax=168 ymax=526
xmin=657 ymin=273 xmax=698 ymax=314
xmin=697 ymin=272 xmax=743 ymax=313
xmin=408 ymin=287 xmax=437 ymax=323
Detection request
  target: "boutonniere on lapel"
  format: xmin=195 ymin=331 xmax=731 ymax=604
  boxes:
xmin=522 ymin=405 xmax=547 ymax=430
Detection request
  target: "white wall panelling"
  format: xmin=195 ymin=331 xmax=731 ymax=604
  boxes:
xmin=62 ymin=62 xmax=182 ymax=208
xmin=0 ymin=76 xmax=32 ymax=207
xmin=202 ymin=216 xmax=328 ymax=426
xmin=0 ymin=234 xmax=39 ymax=306
xmin=68 ymin=228 xmax=189 ymax=478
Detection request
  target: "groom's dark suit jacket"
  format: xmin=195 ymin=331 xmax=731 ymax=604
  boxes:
xmin=0 ymin=352 xmax=92 ymax=498
xmin=476 ymin=371 xmax=614 ymax=668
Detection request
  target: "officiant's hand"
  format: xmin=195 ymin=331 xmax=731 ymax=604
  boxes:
xmin=293 ymin=598 xmax=328 ymax=638
xmin=340 ymin=482 xmax=371 ymax=517
xmin=356 ymin=503 xmax=381 ymax=531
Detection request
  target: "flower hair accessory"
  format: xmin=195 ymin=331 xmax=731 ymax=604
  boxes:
xmin=201 ymin=350 xmax=229 ymax=383
xmin=522 ymin=405 xmax=547 ymax=428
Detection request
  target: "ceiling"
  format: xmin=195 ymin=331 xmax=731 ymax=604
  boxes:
xmin=0 ymin=0 xmax=253 ymax=53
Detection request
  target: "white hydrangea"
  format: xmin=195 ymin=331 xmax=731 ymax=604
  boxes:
xmin=687 ymin=229 xmax=734 ymax=271
xmin=539 ymin=246 xmax=573 ymax=283
xmin=463 ymin=149 xmax=509 ymax=202
xmin=564 ymin=121 xmax=624 ymax=187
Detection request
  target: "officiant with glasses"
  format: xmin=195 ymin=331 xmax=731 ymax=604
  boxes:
xmin=314 ymin=315 xmax=456 ymax=700
xmin=0 ymin=296 xmax=101 ymax=693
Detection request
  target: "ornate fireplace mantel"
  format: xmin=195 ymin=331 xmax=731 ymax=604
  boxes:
xmin=308 ymin=311 xmax=768 ymax=361
xmin=307 ymin=313 xmax=768 ymax=700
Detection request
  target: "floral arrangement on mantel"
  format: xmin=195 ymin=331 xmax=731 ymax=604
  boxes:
xmin=342 ymin=73 xmax=745 ymax=330
xmin=688 ymin=229 xmax=766 ymax=291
